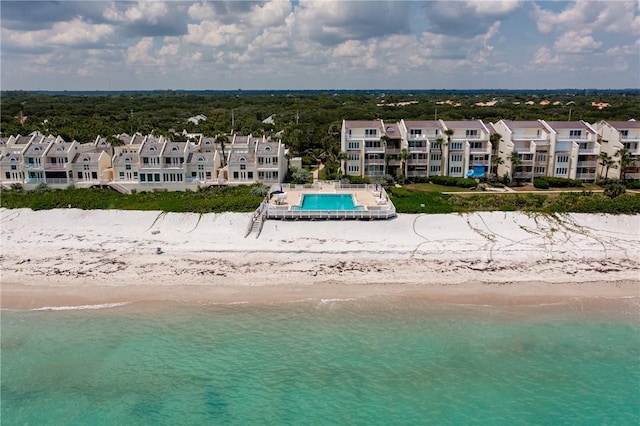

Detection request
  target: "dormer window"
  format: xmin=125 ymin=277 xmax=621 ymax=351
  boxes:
xmin=386 ymin=127 xmax=395 ymax=133
xmin=171 ymin=146 xmax=178 ymax=152
xmin=56 ymin=146 xmax=64 ymax=152
xmin=124 ymin=157 xmax=131 ymax=163
xmin=83 ymin=157 xmax=90 ymax=162
xmin=239 ymin=157 xmax=246 ymax=162
xmin=149 ymin=146 xmax=156 ymax=152
xmin=264 ymin=146 xmax=271 ymax=151
xmin=197 ymin=157 xmax=204 ymax=162
xmin=34 ymin=147 xmax=41 ymax=152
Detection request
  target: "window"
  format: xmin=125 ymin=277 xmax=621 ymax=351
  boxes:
xmin=365 ymin=141 xmax=381 ymax=148
xmin=470 ymin=142 xmax=483 ymax=149
xmin=555 ymin=167 xmax=568 ymax=175
xmin=83 ymin=157 xmax=90 ymax=163
xmin=557 ymin=155 xmax=569 ymax=163
xmin=11 ymin=165 xmax=17 ymax=170
xmin=77 ymin=172 xmax=82 ymax=179
xmin=465 ymin=130 xmax=479 ymax=138
xmin=451 ymin=154 xmax=463 ymax=162
xmin=56 ymin=146 xmax=63 ymax=152
xmin=348 ymin=153 xmax=359 ymax=161
xmin=365 ymin=129 xmax=377 ymax=137
xmin=569 ymin=130 xmax=582 ymax=138
xmin=239 ymin=157 xmax=246 ymax=162
xmin=408 ymin=141 xmax=423 ymax=148
xmin=264 ymin=146 xmax=271 ymax=151
xmin=119 ymin=172 xmax=125 ymax=178
xmin=143 ymin=157 xmax=149 ymax=164
xmin=197 ymin=157 xmax=204 ymax=162
xmin=140 ymin=174 xmax=146 ymax=182
xmin=537 ymin=154 xmax=546 ymax=162
xmin=348 ymin=165 xmax=359 ymax=172
xmin=171 ymin=146 xmax=178 ymax=152
xmin=154 ymin=174 xmax=160 ymax=182
xmin=5 ymin=172 xmax=10 ymax=179
xmin=206 ymin=172 xmax=211 ymax=179
xmin=450 ymin=166 xmax=462 ymax=174
xmin=430 ymin=165 xmax=440 ymax=173
xmin=125 ymin=164 xmax=131 ymax=170
xmin=348 ymin=142 xmax=359 ymax=150
xmin=34 ymin=147 xmax=41 ymax=152
xmin=535 ymin=166 xmax=546 ymax=174
xmin=133 ymin=172 xmax=138 ymax=178
xmin=91 ymin=172 xmax=97 ymax=179
xmin=233 ymin=171 xmax=239 ymax=179
xmin=450 ymin=142 xmax=463 ymax=150
xmin=248 ymin=172 xmax=253 ymax=179
xmin=240 ymin=164 xmax=246 ymax=170
xmin=149 ymin=146 xmax=156 ymax=152
xmin=410 ymin=129 xmax=422 ymax=136
xmin=620 ymin=130 xmax=629 ymax=138
xmin=430 ymin=153 xmax=441 ymax=161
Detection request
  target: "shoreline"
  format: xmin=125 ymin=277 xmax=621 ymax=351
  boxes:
xmin=2 ymin=280 xmax=639 ymax=311
xmin=1 ymin=208 xmax=639 ymax=310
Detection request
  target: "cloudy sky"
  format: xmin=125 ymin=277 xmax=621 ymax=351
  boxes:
xmin=1 ymin=0 xmax=639 ymax=90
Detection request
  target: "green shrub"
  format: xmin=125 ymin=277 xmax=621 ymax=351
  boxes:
xmin=341 ymin=175 xmax=371 ymax=184
xmin=625 ymin=180 xmax=640 ymax=189
xmin=543 ymin=176 xmax=583 ymax=188
xmin=429 ymin=176 xmax=476 ymax=188
xmin=533 ymin=178 xmax=550 ymax=189
xmin=604 ymin=184 xmax=626 ymax=199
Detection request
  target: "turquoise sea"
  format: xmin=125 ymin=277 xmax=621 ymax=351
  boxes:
xmin=2 ymin=297 xmax=639 ymax=425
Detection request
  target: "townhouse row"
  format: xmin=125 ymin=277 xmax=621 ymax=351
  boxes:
xmin=341 ymin=119 xmax=640 ymax=181
xmin=0 ymin=132 xmax=289 ymax=192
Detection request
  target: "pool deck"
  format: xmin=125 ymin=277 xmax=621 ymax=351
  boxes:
xmin=266 ymin=183 xmax=396 ymax=220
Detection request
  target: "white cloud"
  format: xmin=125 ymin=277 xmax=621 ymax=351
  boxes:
xmin=533 ymin=0 xmax=639 ymax=34
xmin=554 ymin=30 xmax=602 ymax=53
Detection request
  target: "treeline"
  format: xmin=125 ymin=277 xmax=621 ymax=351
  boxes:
xmin=1 ymin=91 xmax=638 ymax=161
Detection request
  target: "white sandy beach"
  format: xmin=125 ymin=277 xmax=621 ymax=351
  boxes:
xmin=1 ymin=208 xmax=639 ymax=309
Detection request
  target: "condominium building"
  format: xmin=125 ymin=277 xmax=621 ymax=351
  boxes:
xmin=595 ymin=120 xmax=640 ymax=180
xmin=0 ymin=132 xmax=288 ymax=192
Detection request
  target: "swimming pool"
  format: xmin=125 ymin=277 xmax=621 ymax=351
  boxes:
xmin=290 ymin=194 xmax=365 ymax=211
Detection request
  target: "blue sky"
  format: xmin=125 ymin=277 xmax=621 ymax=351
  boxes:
xmin=1 ymin=1 xmax=638 ymax=90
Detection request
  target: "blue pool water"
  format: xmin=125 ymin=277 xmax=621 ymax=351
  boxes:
xmin=292 ymin=194 xmax=364 ymax=211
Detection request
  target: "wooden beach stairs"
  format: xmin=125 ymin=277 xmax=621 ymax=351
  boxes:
xmin=245 ymin=201 xmax=268 ymax=239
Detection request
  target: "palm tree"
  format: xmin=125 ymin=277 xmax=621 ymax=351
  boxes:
xmin=509 ymin=151 xmax=522 ymax=180
xmin=434 ymin=137 xmax=446 ymax=176
xmin=489 ymin=132 xmax=502 ymax=150
xmin=400 ymin=148 xmax=411 ymax=181
xmin=337 ymin=151 xmax=348 ymax=175
xmin=215 ymin=134 xmax=229 ymax=167
xmin=443 ymin=129 xmax=454 ymax=176
xmin=491 ymin=155 xmax=504 ymax=180
xmin=615 ymin=148 xmax=634 ymax=181
xmin=598 ymin=152 xmax=616 ymax=179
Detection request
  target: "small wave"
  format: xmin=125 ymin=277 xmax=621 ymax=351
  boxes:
xmin=319 ymin=298 xmax=358 ymax=304
xmin=31 ymin=302 xmax=130 ymax=311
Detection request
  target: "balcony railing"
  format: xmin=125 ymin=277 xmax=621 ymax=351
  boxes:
xmin=44 ymin=163 xmax=69 ymax=170
xmin=577 ymin=160 xmax=598 ymax=167
xmin=576 ymin=173 xmax=596 ymax=180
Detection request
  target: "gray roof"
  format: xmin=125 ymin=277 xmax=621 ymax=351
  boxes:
xmin=47 ymin=142 xmax=74 ymax=156
xmin=502 ymin=120 xmax=545 ymax=131
xmin=113 ymin=152 xmax=140 ymax=165
xmin=187 ymin=152 xmax=214 ymax=164
xmin=0 ymin=153 xmax=23 ymax=165
xmin=164 ymin=141 xmax=187 ymax=157
xmin=545 ymin=121 xmax=594 ymax=132
xmin=404 ymin=120 xmax=445 ymax=130
xmin=344 ymin=120 xmax=384 ymax=130
xmin=72 ymin=152 xmax=102 ymax=164
xmin=256 ymin=141 xmax=279 ymax=155
xmin=229 ymin=151 xmax=256 ymax=163
xmin=606 ymin=121 xmax=640 ymax=130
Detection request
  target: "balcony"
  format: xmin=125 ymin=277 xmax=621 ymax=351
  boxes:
xmin=364 ymin=159 xmax=385 ymax=165
xmin=577 ymin=160 xmax=598 ymax=167
xmin=44 ymin=162 xmax=69 ymax=170
xmin=577 ymin=143 xmax=600 ymax=155
xmin=469 ymin=146 xmax=490 ymax=154
xmin=385 ymin=148 xmax=401 ymax=155
xmin=408 ymin=145 xmax=428 ymax=152
xmin=576 ymin=173 xmax=596 ymax=181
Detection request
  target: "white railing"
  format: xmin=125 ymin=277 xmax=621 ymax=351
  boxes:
xmin=267 ymin=207 xmax=396 ymax=220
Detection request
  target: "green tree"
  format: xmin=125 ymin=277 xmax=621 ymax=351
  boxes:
xmin=400 ymin=148 xmax=410 ymax=181
xmin=509 ymin=151 xmax=522 ymax=180
xmin=443 ymin=129 xmax=454 ymax=176
xmin=215 ymin=134 xmax=230 ymax=167
xmin=491 ymin=155 xmax=504 ymax=180
xmin=598 ymin=151 xmax=616 ymax=179
xmin=615 ymin=148 xmax=633 ymax=181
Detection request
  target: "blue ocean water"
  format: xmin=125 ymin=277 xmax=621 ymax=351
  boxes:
xmin=2 ymin=298 xmax=639 ymax=425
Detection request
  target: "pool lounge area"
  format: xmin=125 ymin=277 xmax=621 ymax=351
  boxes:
xmin=266 ymin=183 xmax=396 ymax=220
